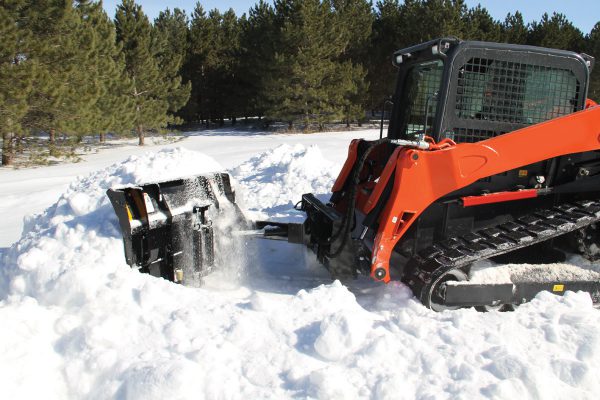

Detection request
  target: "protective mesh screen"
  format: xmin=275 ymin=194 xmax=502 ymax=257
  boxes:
xmin=401 ymin=60 xmax=444 ymax=137
xmin=453 ymin=57 xmax=580 ymax=142
xmin=450 ymin=128 xmax=503 ymax=143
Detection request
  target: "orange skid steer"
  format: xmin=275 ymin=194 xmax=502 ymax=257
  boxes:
xmin=108 ymin=39 xmax=600 ymax=310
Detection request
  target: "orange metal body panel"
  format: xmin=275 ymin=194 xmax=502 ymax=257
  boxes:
xmin=367 ymin=105 xmax=600 ymax=282
xmin=460 ymin=189 xmax=538 ymax=207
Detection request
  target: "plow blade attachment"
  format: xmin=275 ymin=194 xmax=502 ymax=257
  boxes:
xmin=107 ymin=173 xmax=246 ymax=284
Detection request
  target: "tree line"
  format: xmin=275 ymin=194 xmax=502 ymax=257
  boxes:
xmin=1 ymin=0 xmax=599 ymax=166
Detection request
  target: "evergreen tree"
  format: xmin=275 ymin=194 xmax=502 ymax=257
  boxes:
xmin=75 ymin=0 xmax=135 ymax=143
xmin=586 ymin=22 xmax=600 ymax=101
xmin=54 ymin=2 xmax=102 ymax=140
xmin=180 ymin=3 xmax=209 ymax=124
xmin=333 ymin=0 xmax=374 ymax=125
xmin=183 ymin=7 xmax=241 ymax=126
xmin=367 ymin=0 xmax=469 ymax=110
xmin=21 ymin=0 xmax=99 ymax=147
xmin=367 ymin=0 xmax=403 ymax=110
xmin=266 ymin=0 xmax=361 ymax=130
xmin=501 ymin=11 xmax=528 ymax=44
xmin=333 ymin=0 xmax=373 ymax=60
xmin=338 ymin=61 xmax=368 ymax=126
xmin=153 ymin=7 xmax=191 ymax=124
xmin=463 ymin=5 xmax=501 ymax=41
xmin=0 ymin=0 xmax=34 ymax=165
xmin=399 ymin=0 xmax=467 ymax=44
xmin=154 ymin=8 xmax=189 ymax=65
xmin=201 ymin=8 xmax=226 ymax=124
xmin=528 ymin=12 xmax=585 ymax=51
xmin=4 ymin=0 xmax=595 ymax=168
xmin=115 ymin=0 xmax=186 ymax=145
xmin=238 ymin=1 xmax=278 ymax=120
xmin=217 ymin=9 xmax=242 ymax=123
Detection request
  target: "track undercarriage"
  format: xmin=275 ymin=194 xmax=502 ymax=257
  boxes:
xmin=402 ymin=200 xmax=600 ymax=310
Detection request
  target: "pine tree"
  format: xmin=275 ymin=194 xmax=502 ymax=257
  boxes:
xmin=463 ymin=5 xmax=501 ymax=41
xmin=528 ymin=12 xmax=585 ymax=51
xmin=75 ymin=0 xmax=135 ymax=143
xmin=0 ymin=0 xmax=34 ymax=165
xmin=501 ymin=12 xmax=528 ymax=44
xmin=219 ymin=9 xmax=242 ymax=124
xmin=333 ymin=0 xmax=373 ymax=126
xmin=115 ymin=0 xmax=184 ymax=145
xmin=367 ymin=0 xmax=403 ymax=111
xmin=203 ymin=8 xmax=226 ymax=124
xmin=182 ymin=7 xmax=242 ymax=126
xmin=54 ymin=3 xmax=102 ymax=141
xmin=238 ymin=1 xmax=277 ymax=120
xmin=266 ymin=0 xmax=361 ymax=130
xmin=179 ymin=3 xmax=209 ymax=124
xmin=333 ymin=0 xmax=373 ymax=60
xmin=586 ymin=22 xmax=600 ymax=101
xmin=153 ymin=8 xmax=191 ymax=124
xmin=367 ymin=0 xmax=469 ymax=111
xmin=21 ymin=0 xmax=99 ymax=148
xmin=399 ymin=0 xmax=467 ymax=44
xmin=181 ymin=4 xmax=232 ymax=126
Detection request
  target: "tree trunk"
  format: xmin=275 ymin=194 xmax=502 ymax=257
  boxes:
xmin=16 ymin=135 xmax=24 ymax=154
xmin=99 ymin=132 xmax=106 ymax=143
xmin=288 ymin=121 xmax=293 ymax=130
xmin=137 ymin=125 xmax=144 ymax=146
xmin=231 ymin=116 xmax=236 ymax=126
xmin=304 ymin=112 xmax=309 ymax=131
xmin=2 ymin=131 xmax=14 ymax=166
xmin=49 ymin=128 xmax=55 ymax=144
xmin=346 ymin=119 xmax=350 ymax=128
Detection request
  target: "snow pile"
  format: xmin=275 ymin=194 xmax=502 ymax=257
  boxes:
xmin=231 ymin=144 xmax=337 ymax=217
xmin=1 ymin=146 xmax=600 ymax=399
xmin=468 ymin=259 xmax=600 ymax=284
xmin=6 ymin=148 xmax=223 ymax=300
xmin=313 ymin=308 xmax=371 ymax=361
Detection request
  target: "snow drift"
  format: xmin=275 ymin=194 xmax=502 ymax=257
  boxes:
xmin=231 ymin=144 xmax=337 ymax=220
xmin=1 ymin=146 xmax=600 ymax=399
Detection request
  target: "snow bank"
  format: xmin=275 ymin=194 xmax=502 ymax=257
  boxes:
xmin=1 ymin=145 xmax=600 ymax=399
xmin=231 ymin=144 xmax=337 ymax=219
xmin=468 ymin=259 xmax=600 ymax=284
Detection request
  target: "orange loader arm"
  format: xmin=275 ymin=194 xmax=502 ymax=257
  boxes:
xmin=368 ymin=102 xmax=600 ymax=282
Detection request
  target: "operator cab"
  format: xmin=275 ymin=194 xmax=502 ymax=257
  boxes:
xmin=388 ymin=38 xmax=594 ymax=144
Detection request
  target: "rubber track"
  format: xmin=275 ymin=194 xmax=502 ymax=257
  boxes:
xmin=403 ymin=200 xmax=600 ymax=307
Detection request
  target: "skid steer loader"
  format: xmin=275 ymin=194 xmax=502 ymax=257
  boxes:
xmin=108 ymin=38 xmax=600 ymax=310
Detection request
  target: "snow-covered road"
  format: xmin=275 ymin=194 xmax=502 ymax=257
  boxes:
xmin=1 ymin=128 xmax=599 ymax=399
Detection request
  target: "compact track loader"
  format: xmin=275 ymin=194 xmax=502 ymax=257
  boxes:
xmin=108 ymin=38 xmax=600 ymax=310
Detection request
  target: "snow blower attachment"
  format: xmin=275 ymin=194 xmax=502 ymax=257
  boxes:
xmin=108 ymin=38 xmax=600 ymax=310
xmin=107 ymin=173 xmax=246 ymax=285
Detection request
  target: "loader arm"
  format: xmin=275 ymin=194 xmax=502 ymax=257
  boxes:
xmin=369 ymin=104 xmax=600 ymax=282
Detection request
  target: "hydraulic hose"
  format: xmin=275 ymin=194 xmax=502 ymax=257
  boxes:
xmin=327 ymin=138 xmax=390 ymax=258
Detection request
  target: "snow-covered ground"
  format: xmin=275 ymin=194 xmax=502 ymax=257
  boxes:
xmin=1 ymin=129 xmax=599 ymax=399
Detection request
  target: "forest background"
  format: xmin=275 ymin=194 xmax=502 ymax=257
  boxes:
xmin=1 ymin=0 xmax=599 ymax=166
